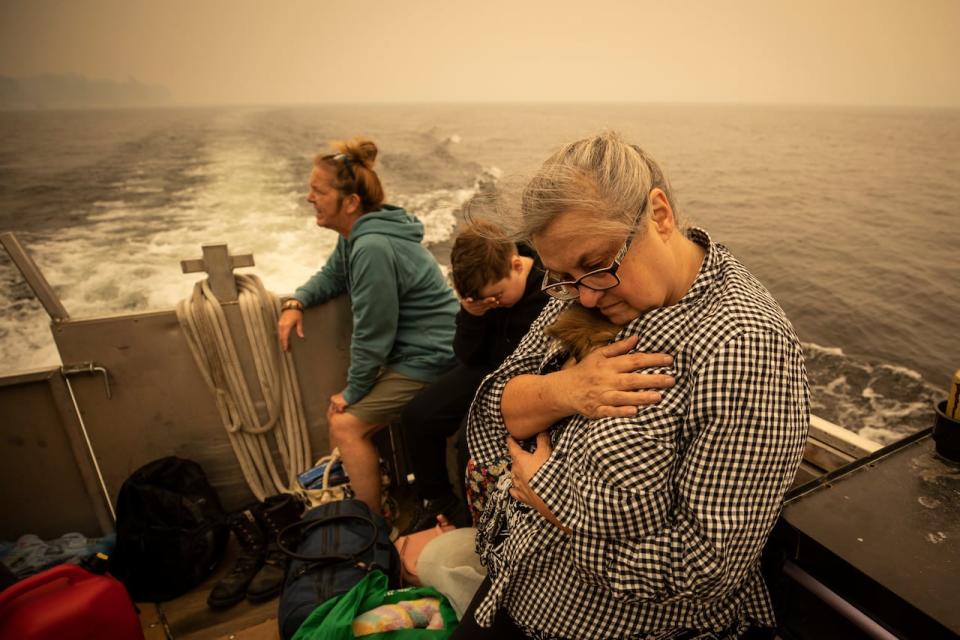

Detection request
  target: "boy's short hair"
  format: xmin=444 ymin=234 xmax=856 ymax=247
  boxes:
xmin=450 ymin=221 xmax=517 ymax=299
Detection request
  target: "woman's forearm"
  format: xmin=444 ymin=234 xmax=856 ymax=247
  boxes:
xmin=500 ymin=336 xmax=673 ymax=439
xmin=501 ymin=370 xmax=574 ymax=439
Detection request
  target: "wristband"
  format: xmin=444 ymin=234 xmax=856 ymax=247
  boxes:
xmin=282 ymin=298 xmax=304 ymax=312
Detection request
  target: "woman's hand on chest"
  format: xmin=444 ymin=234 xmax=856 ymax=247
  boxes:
xmin=557 ymin=335 xmax=675 ymax=419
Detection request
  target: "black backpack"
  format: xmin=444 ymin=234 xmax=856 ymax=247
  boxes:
xmin=110 ymin=456 xmax=229 ymax=602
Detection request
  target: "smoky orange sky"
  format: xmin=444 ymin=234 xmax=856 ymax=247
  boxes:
xmin=1 ymin=0 xmax=958 ymax=107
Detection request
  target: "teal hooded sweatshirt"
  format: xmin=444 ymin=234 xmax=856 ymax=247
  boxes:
xmin=293 ymin=206 xmax=459 ymax=405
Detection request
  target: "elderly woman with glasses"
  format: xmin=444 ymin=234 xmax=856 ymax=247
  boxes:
xmin=278 ymin=137 xmax=459 ymax=515
xmin=456 ymin=132 xmax=809 ymax=640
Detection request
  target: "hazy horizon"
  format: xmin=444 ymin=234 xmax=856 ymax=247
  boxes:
xmin=8 ymin=85 xmax=960 ymax=111
xmin=2 ymin=0 xmax=958 ymax=108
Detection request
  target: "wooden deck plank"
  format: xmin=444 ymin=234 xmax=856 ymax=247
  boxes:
xmin=212 ymin=618 xmax=280 ymax=640
xmin=138 ymin=537 xmax=279 ymax=639
xmin=803 ymin=438 xmax=856 ymax=474
xmin=809 ymin=415 xmax=881 ymax=458
xmin=139 ymin=602 xmax=170 ymax=640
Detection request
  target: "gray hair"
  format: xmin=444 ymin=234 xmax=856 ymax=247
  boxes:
xmin=519 ymin=131 xmax=679 ymax=243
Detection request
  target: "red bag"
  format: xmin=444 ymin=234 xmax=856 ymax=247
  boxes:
xmin=393 ymin=515 xmax=456 ymax=586
xmin=0 ymin=561 xmax=144 ymax=640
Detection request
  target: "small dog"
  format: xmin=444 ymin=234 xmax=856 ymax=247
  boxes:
xmin=544 ymin=303 xmax=621 ymax=362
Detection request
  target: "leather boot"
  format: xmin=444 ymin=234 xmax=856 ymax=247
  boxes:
xmin=246 ymin=493 xmax=305 ymax=603
xmin=206 ymin=508 xmax=266 ymax=609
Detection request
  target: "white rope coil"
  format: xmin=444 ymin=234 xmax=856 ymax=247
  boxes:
xmin=176 ymin=274 xmax=311 ymax=500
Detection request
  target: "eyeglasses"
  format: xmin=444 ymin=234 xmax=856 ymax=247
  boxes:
xmin=540 ymin=196 xmax=649 ymax=301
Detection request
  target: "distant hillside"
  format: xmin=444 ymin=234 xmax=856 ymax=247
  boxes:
xmin=0 ymin=73 xmax=172 ymax=109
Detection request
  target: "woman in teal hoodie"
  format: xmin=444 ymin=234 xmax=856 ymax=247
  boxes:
xmin=278 ymin=137 xmax=459 ymax=514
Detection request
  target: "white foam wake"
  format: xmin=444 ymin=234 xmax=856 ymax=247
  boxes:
xmin=0 ymin=128 xmax=501 ymax=376
xmin=803 ymin=342 xmax=941 ymax=444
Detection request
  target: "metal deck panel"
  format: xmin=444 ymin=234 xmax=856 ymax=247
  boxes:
xmin=782 ymin=435 xmax=960 ymax=637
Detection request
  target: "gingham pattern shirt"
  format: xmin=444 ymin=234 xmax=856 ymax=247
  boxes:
xmin=467 ymin=228 xmax=810 ymax=639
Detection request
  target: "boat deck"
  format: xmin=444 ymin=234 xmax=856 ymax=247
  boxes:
xmin=778 ymin=431 xmax=960 ymax=639
xmin=139 ymin=483 xmax=421 ymax=639
xmin=0 ymin=234 xmax=903 ymax=639
xmin=138 ymin=536 xmax=280 ymax=640
xmin=136 ymin=430 xmax=858 ymax=640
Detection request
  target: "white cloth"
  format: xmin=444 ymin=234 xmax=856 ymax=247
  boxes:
xmin=416 ymin=527 xmax=487 ymax=618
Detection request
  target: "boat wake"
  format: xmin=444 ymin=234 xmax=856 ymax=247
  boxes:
xmin=0 ymin=162 xmax=502 ymax=376
xmin=804 ymin=343 xmax=942 ymax=444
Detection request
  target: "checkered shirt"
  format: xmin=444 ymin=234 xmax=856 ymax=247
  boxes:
xmin=467 ymin=228 xmax=810 ymax=639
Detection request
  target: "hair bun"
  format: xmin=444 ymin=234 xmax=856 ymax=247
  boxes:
xmin=333 ymin=136 xmax=378 ymax=169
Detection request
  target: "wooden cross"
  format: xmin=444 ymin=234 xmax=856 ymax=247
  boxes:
xmin=180 ymin=243 xmax=268 ymax=423
xmin=180 ymin=244 xmax=255 ymax=303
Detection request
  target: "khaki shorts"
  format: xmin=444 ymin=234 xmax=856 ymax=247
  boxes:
xmin=346 ymin=368 xmax=430 ymax=425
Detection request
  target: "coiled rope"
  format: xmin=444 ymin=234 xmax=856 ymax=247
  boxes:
xmin=176 ymin=274 xmax=311 ymax=500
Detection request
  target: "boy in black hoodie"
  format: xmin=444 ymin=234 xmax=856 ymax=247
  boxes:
xmin=399 ymin=221 xmax=548 ymax=534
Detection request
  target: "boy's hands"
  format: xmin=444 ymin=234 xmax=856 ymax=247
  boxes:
xmin=461 ymin=296 xmax=501 ymax=317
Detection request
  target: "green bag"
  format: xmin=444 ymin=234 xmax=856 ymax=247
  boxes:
xmin=292 ymin=570 xmax=459 ymax=640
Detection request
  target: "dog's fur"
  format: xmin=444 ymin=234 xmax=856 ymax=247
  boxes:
xmin=544 ymin=303 xmax=621 ymax=362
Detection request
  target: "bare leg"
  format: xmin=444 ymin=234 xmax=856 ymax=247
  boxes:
xmin=328 ymin=409 xmax=386 ymax=514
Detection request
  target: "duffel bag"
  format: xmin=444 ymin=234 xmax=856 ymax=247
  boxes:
xmin=277 ymin=499 xmax=399 ymax=640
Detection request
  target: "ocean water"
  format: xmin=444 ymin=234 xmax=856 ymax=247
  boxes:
xmin=1 ymin=104 xmax=957 ymax=444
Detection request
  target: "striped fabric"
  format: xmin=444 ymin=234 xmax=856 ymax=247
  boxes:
xmin=467 ymin=228 xmax=809 ymax=639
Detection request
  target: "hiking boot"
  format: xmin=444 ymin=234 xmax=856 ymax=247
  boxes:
xmin=207 ymin=509 xmax=266 ymax=609
xmin=246 ymin=493 xmax=305 ymax=603
xmin=400 ymin=495 xmax=465 ymax=536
